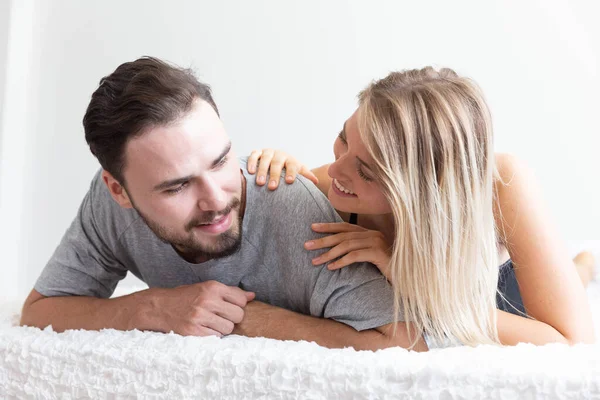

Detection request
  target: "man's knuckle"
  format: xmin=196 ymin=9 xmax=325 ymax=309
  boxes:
xmin=233 ymin=310 xmax=244 ymax=324
xmin=224 ymin=321 xmax=235 ymax=334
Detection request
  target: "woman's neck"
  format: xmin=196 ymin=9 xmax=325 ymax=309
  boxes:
xmin=356 ymin=213 xmax=396 ymax=245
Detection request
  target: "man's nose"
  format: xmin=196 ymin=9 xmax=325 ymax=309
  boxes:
xmin=197 ymin=177 xmax=228 ymax=212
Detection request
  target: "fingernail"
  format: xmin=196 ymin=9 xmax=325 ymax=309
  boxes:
xmin=327 ymin=263 xmax=335 ymax=270
xmin=312 ymin=223 xmax=321 ymax=228
xmin=269 ymin=180 xmax=277 ymax=187
xmin=286 ymin=175 xmax=293 ymax=181
xmin=258 ymin=176 xmax=265 ymax=184
xmin=312 ymin=257 xmax=321 ymax=264
xmin=305 ymin=241 xmax=314 ymax=248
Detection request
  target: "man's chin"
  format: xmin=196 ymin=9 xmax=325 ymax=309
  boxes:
xmin=185 ymin=222 xmax=242 ymax=259
xmin=187 ymin=240 xmax=242 ymax=261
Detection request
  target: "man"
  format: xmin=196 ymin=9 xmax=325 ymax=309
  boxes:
xmin=20 ymin=56 xmax=425 ymax=351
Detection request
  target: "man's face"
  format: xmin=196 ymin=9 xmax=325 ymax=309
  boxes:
xmin=120 ymin=100 xmax=243 ymax=261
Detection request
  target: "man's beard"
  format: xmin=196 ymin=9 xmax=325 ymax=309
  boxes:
xmin=133 ymin=197 xmax=243 ymax=261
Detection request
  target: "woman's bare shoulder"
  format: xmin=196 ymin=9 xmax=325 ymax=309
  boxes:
xmin=492 ymin=152 xmax=537 ymax=243
xmin=494 ymin=152 xmax=521 ymax=184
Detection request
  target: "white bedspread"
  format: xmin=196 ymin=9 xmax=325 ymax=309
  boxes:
xmin=2 ymin=249 xmax=600 ymax=399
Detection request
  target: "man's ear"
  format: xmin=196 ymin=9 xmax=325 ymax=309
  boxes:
xmin=102 ymin=170 xmax=133 ymax=209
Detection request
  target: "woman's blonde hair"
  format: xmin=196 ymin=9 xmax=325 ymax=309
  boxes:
xmin=357 ymin=67 xmax=500 ymax=347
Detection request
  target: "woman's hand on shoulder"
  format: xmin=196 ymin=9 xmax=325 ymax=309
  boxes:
xmin=305 ymin=222 xmax=392 ymax=280
xmin=247 ymin=149 xmax=318 ymax=190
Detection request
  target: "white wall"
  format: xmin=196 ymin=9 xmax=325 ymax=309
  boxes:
xmin=1 ymin=0 xmax=599 ymax=297
xmin=0 ymin=0 xmax=36 ymax=298
xmin=0 ymin=1 xmax=10 ymax=132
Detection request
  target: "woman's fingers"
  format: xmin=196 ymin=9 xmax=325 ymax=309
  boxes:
xmin=305 ymin=231 xmax=371 ymax=251
xmin=284 ymin=162 xmax=299 ymax=184
xmin=327 ymin=249 xmax=372 ymax=270
xmin=267 ymin=153 xmax=288 ymax=190
xmin=281 ymin=163 xmax=319 ymax=185
xmin=299 ymin=165 xmax=319 ymax=185
xmin=247 ymin=148 xmax=314 ymax=189
xmin=310 ymin=237 xmax=374 ymax=265
xmin=255 ymin=149 xmax=275 ymax=185
xmin=311 ymin=222 xmax=366 ymax=234
xmin=247 ymin=150 xmax=262 ymax=174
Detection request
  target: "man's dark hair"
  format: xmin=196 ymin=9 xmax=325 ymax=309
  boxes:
xmin=83 ymin=56 xmax=219 ymax=184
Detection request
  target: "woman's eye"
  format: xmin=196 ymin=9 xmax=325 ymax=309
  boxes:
xmin=356 ymin=167 xmax=373 ymax=182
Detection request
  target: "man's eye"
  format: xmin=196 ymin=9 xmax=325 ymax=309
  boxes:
xmin=214 ymin=156 xmax=228 ymax=169
xmin=165 ymin=182 xmax=188 ymax=194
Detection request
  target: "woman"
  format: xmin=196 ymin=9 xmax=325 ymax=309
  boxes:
xmin=247 ymin=67 xmax=595 ymax=349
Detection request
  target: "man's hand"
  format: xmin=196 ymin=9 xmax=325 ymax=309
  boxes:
xmin=143 ymin=281 xmax=255 ymax=337
xmin=20 ymin=281 xmax=255 ymax=337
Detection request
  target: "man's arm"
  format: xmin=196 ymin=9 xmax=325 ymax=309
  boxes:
xmin=21 ymin=281 xmax=255 ymax=336
xmin=20 ymin=289 xmax=151 ymax=332
xmin=232 ymin=301 xmax=428 ymax=352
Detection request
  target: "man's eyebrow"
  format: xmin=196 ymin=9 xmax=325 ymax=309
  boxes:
xmin=212 ymin=141 xmax=232 ymax=168
xmin=153 ymin=175 xmax=193 ymax=191
xmin=153 ymin=142 xmax=232 ymax=191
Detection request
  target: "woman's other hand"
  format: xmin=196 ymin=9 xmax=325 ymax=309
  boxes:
xmin=305 ymin=222 xmax=392 ymax=280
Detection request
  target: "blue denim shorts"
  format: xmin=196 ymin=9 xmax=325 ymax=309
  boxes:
xmin=496 ymin=259 xmax=525 ymax=315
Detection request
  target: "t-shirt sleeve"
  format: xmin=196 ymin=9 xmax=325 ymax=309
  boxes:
xmin=261 ymin=172 xmax=402 ymax=331
xmin=34 ymin=177 xmax=128 ymax=298
xmin=309 ymin=261 xmax=400 ymax=331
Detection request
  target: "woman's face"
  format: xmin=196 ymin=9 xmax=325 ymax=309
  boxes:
xmin=327 ymin=109 xmax=392 ymax=215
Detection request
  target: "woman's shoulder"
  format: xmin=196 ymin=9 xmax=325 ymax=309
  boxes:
xmin=493 ymin=152 xmax=535 ymax=196
xmin=494 ymin=152 xmax=522 ymax=182
xmin=492 ymin=152 xmax=538 ymax=242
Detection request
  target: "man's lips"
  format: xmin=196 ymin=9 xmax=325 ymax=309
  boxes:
xmin=193 ymin=212 xmax=233 ymax=234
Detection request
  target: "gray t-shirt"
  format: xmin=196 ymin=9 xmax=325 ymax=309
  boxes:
xmin=35 ymin=159 xmax=398 ymax=331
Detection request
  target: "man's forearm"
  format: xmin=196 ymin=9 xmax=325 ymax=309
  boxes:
xmin=20 ymin=289 xmax=157 ymax=333
xmin=232 ymin=301 xmax=427 ymax=351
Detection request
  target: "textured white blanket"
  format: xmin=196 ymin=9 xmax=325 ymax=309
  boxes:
xmin=2 ymin=257 xmax=600 ymax=398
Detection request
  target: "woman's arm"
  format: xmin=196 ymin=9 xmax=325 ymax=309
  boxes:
xmin=494 ymin=153 xmax=594 ymax=345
